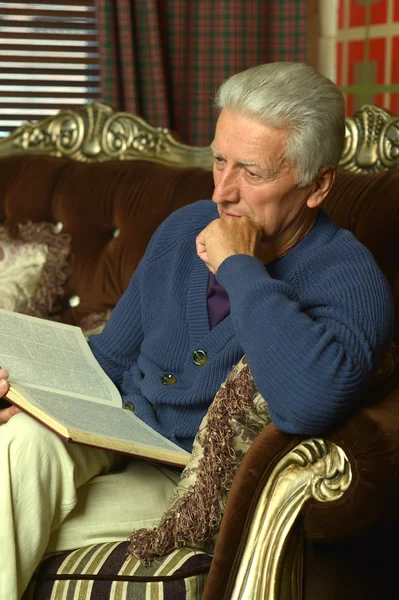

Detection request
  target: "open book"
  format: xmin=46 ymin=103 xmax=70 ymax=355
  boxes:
xmin=0 ymin=309 xmax=190 ymax=467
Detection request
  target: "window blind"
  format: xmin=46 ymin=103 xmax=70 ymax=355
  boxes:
xmin=0 ymin=0 xmax=101 ymax=138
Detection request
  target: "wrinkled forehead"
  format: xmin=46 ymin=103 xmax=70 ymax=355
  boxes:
xmin=212 ymin=108 xmax=294 ymax=172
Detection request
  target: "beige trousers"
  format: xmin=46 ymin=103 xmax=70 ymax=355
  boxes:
xmin=0 ymin=412 xmax=181 ymax=600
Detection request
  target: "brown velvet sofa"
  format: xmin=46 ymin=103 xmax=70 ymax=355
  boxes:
xmin=0 ymin=102 xmax=398 ymax=599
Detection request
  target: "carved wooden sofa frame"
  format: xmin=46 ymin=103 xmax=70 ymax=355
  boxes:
xmin=0 ymin=102 xmax=398 ymax=600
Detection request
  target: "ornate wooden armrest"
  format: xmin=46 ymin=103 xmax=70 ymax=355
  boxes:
xmin=204 ymin=375 xmax=399 ymax=600
xmin=230 ymin=438 xmax=351 ymax=600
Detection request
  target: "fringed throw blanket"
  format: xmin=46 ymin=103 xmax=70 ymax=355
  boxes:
xmin=128 ymin=355 xmax=271 ymax=562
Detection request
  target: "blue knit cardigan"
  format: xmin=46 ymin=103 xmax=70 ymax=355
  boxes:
xmin=90 ymin=201 xmax=394 ymax=452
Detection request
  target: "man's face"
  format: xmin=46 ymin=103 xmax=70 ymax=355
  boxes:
xmin=211 ymin=109 xmax=313 ymax=242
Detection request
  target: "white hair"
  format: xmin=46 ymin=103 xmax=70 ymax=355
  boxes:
xmin=215 ymin=62 xmax=346 ymax=187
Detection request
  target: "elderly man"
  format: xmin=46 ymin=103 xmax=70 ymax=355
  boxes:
xmin=0 ymin=62 xmax=394 ymax=599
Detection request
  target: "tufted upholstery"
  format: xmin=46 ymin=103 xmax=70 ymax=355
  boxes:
xmin=0 ymin=155 xmax=214 ymax=324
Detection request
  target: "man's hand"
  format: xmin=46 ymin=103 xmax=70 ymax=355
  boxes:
xmin=196 ymin=216 xmax=263 ymax=274
xmin=0 ymin=368 xmax=20 ymax=424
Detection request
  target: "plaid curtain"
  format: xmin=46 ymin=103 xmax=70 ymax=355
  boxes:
xmin=96 ymin=0 xmax=307 ymax=146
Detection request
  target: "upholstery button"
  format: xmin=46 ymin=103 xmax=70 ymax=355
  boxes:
xmin=53 ymin=222 xmax=63 ymax=234
xmin=68 ymin=294 xmax=80 ymax=307
xmin=192 ymin=349 xmax=208 ymax=366
xmin=124 ymin=402 xmax=134 ymax=412
xmin=160 ymin=373 xmax=177 ymax=385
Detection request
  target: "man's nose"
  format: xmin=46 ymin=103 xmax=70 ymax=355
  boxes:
xmin=212 ymin=169 xmax=240 ymax=204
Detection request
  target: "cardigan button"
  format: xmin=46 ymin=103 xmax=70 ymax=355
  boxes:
xmin=192 ymin=349 xmax=208 ymax=366
xmin=124 ymin=402 xmax=134 ymax=412
xmin=160 ymin=373 xmax=177 ymax=385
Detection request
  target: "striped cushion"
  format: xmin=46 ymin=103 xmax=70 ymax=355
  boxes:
xmin=25 ymin=541 xmax=211 ymax=600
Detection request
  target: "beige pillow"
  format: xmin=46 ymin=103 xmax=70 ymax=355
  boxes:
xmin=0 ymin=222 xmax=71 ymax=318
xmin=0 ymin=239 xmax=48 ymax=313
xmin=129 ymin=356 xmax=270 ymax=561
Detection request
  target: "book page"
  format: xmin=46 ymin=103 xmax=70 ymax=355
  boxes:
xmin=11 ymin=384 xmax=189 ymax=458
xmin=0 ymin=309 xmax=121 ymax=406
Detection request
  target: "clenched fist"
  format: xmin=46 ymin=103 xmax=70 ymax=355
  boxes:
xmin=196 ymin=216 xmax=263 ymax=274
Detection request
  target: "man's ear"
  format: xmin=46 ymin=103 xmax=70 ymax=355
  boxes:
xmin=306 ymin=167 xmax=336 ymax=209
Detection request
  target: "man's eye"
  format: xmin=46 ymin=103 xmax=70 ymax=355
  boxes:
xmin=213 ymin=156 xmax=225 ymax=169
xmin=246 ymin=169 xmax=259 ymax=178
